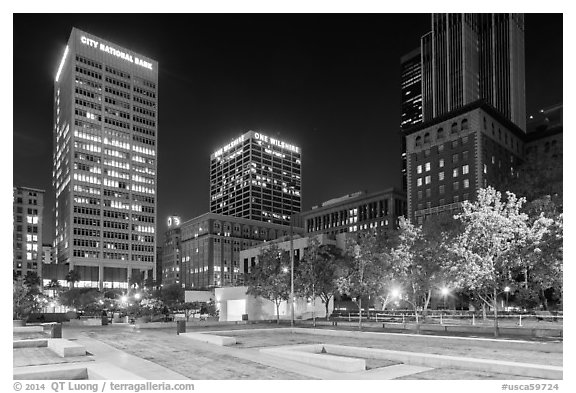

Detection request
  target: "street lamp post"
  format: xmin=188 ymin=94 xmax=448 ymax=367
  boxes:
xmin=290 ymin=213 xmax=294 ymax=328
xmin=441 ymin=287 xmax=449 ymax=309
xmin=504 ymin=286 xmax=510 ymax=311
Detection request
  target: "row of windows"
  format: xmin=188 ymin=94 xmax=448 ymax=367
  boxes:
xmin=133 ymin=95 xmax=156 ymax=108
xmin=105 ymin=106 xmax=131 ymax=119
xmin=133 ymin=86 xmax=156 ymax=98
xmin=74 ymin=195 xmax=100 ymax=205
xmin=104 ymin=221 xmax=129 ymax=230
xmin=73 ymin=206 xmax=100 ymax=216
xmin=133 ymin=134 xmax=155 ymax=146
xmin=73 ymin=250 xmax=99 ymax=258
xmin=103 ymin=188 xmax=129 ymax=199
xmin=133 ymin=115 xmax=155 ymax=127
xmin=75 ymin=75 xmax=102 ymax=90
xmin=104 ymin=116 xmax=130 ymax=130
xmin=75 ymin=118 xmax=101 ymax=132
xmin=104 ymin=241 xmax=129 ymax=250
xmin=73 ymin=216 xmax=100 ymax=227
xmin=133 ymin=214 xmax=154 ymax=223
xmin=132 ymin=255 xmax=154 ymax=262
xmin=132 ymin=244 xmax=154 ymax=253
xmin=133 ymin=105 xmax=156 ymax=118
xmin=417 ymin=180 xmax=471 ymax=200
xmin=75 ymin=152 xmax=101 ymax=164
xmin=76 ymin=55 xmax=102 ymax=70
xmin=75 ymin=86 xmax=101 ymax=100
xmin=105 ymin=86 xmax=130 ymax=100
xmin=133 ymin=124 xmax=156 ymax=137
xmin=105 ymin=76 xmax=130 ymax=90
xmin=74 ymin=184 xmax=100 ymax=195
xmin=76 ymin=66 xmax=102 ymax=80
xmin=74 ymin=161 xmax=101 ymax=174
xmin=104 ymin=96 xmax=130 ymax=110
xmin=73 ymin=238 xmax=99 ymax=248
xmin=104 ymin=158 xmax=130 ymax=170
xmin=75 ymin=97 xmax=102 ymax=111
xmin=75 ymin=108 xmax=102 ymax=122
xmin=105 ymin=65 xmax=130 ymax=80
xmin=417 ymin=165 xmax=469 ymax=186
xmin=104 ymin=231 xmax=129 ymax=240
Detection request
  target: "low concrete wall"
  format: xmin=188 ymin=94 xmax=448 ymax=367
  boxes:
xmin=13 ymin=339 xmax=47 ymax=348
xmin=47 ymin=339 xmax=86 ymax=357
xmin=179 ymin=332 xmax=236 ymax=346
xmin=14 ymin=366 xmax=89 ymax=380
xmin=13 ymin=326 xmax=43 ymax=334
xmin=261 ymin=344 xmax=366 ymax=373
xmin=321 ymin=344 xmax=562 ymax=380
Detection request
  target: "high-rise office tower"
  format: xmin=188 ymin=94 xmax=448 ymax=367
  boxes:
xmin=210 ymin=131 xmax=302 ymax=226
xmin=13 ymin=187 xmax=44 ymax=279
xmin=400 ymin=48 xmax=423 ymax=192
xmin=421 ymin=14 xmax=526 ymax=131
xmin=52 ymin=28 xmax=158 ymax=289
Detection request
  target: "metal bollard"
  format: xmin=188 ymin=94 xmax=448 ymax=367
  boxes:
xmin=519 ymin=315 xmax=522 ymax=326
xmin=51 ymin=323 xmax=62 ymax=338
xmin=176 ymin=320 xmax=186 ymax=335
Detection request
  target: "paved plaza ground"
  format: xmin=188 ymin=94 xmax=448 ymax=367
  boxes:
xmin=13 ymin=323 xmax=556 ymax=380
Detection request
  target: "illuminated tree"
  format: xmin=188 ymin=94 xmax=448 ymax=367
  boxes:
xmin=245 ymin=244 xmax=291 ymax=324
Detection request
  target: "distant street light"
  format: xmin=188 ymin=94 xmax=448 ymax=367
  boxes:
xmin=441 ymin=287 xmax=449 ymax=309
xmin=134 ymin=293 xmax=141 ymax=300
xmin=504 ymin=286 xmax=510 ymax=311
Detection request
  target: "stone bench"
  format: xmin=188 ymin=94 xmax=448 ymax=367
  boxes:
xmin=14 ymin=365 xmax=89 ymax=380
xmin=179 ymin=332 xmax=236 ymax=346
xmin=47 ymin=339 xmax=87 ymax=357
xmin=13 ymin=326 xmax=43 ymax=334
xmin=13 ymin=339 xmax=47 ymax=348
xmin=261 ymin=345 xmax=366 ymax=373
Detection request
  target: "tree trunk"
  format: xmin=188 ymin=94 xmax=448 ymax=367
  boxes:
xmin=276 ymin=302 xmax=280 ymax=325
xmin=422 ymin=290 xmax=431 ymax=317
xmin=482 ymin=303 xmax=487 ymax=320
xmin=492 ymin=288 xmax=499 ymax=338
xmin=358 ymin=298 xmax=362 ymax=331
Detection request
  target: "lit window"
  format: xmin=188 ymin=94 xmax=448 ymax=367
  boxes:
xmin=492 ymin=156 xmax=495 ymax=164
xmin=417 ymin=178 xmax=422 ymax=187
xmin=439 ymin=158 xmax=444 ymax=168
xmin=425 ymin=162 xmax=431 ymax=172
xmin=483 ymin=164 xmax=487 ymax=174
xmin=439 ymin=172 xmax=444 ymax=181
xmin=453 ymin=168 xmax=459 ymax=177
xmin=417 ymin=165 xmax=422 ymax=174
xmin=462 ymin=165 xmax=469 ymax=175
xmin=425 ymin=175 xmax=431 ymax=185
xmin=463 ymin=179 xmax=470 ymax=189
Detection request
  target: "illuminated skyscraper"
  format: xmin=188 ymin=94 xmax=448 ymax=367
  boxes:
xmin=52 ymin=28 xmax=158 ymax=289
xmin=400 ymin=48 xmax=423 ymax=192
xmin=421 ymin=14 xmax=526 ymax=131
xmin=210 ymin=131 xmax=302 ymax=226
xmin=13 ymin=186 xmax=45 ymax=279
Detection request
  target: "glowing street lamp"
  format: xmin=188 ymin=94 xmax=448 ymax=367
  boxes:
xmin=134 ymin=293 xmax=141 ymax=300
xmin=504 ymin=286 xmax=510 ymax=310
xmin=391 ymin=289 xmax=401 ymax=299
xmin=441 ymin=287 xmax=449 ymax=309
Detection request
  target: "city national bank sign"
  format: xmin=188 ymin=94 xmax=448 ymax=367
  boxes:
xmin=80 ymin=36 xmax=153 ymax=71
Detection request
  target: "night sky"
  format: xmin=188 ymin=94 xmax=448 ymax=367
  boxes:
xmin=12 ymin=14 xmax=563 ymax=244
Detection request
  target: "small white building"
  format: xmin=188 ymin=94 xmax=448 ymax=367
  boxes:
xmin=215 ymin=286 xmax=333 ymax=322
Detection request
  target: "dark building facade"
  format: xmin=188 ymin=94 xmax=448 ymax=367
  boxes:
xmin=300 ymin=188 xmax=406 ymax=235
xmin=421 ymin=14 xmax=526 ymax=131
xmin=405 ymin=101 xmax=527 ymax=223
xmin=13 ymin=187 xmax=45 ymax=279
xmin=210 ymin=131 xmax=302 ymax=226
xmin=52 ymin=28 xmax=158 ymax=289
xmin=165 ymin=213 xmax=303 ymax=289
